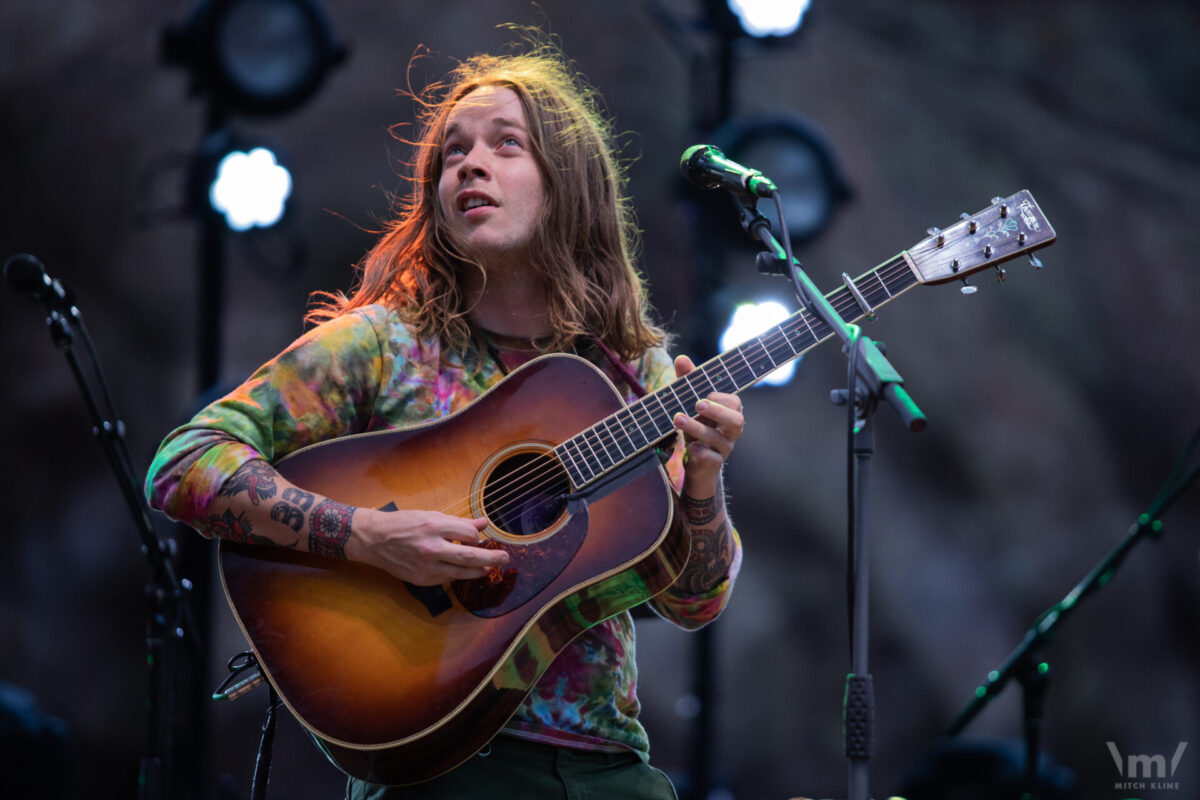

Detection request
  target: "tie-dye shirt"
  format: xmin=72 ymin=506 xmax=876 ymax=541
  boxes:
xmin=145 ymin=303 xmax=740 ymax=760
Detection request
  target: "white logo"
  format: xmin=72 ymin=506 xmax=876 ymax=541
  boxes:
xmin=1107 ymin=741 xmax=1187 ymax=791
xmin=1018 ymin=199 xmax=1041 ymax=232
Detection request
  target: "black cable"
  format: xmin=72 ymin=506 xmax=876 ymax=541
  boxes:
xmin=250 ymin=682 xmax=282 ymax=800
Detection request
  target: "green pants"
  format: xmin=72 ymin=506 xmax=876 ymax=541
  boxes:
xmin=346 ymin=734 xmax=678 ymax=800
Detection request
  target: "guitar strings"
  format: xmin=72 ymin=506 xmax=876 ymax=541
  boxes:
xmin=427 ymin=256 xmax=907 ymax=528
xmin=433 ymin=224 xmax=1014 ymax=528
xmin=431 ymin=253 xmax=924 ymax=528
xmin=456 ymin=246 xmax=937 ymax=523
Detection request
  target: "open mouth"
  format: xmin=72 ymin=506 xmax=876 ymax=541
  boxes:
xmin=459 ymin=194 xmax=496 ymax=212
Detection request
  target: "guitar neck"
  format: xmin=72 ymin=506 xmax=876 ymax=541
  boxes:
xmin=555 ymin=253 xmax=920 ymax=489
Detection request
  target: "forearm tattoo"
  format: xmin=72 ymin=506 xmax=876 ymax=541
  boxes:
xmin=309 ymin=499 xmax=355 ymax=559
xmin=203 ymin=508 xmax=280 ymax=547
xmin=219 ymin=460 xmax=277 ymax=505
xmin=677 ymin=519 xmax=734 ymax=594
xmin=681 ymin=493 xmax=719 ymax=526
xmin=677 ymin=492 xmax=732 ymax=594
xmin=270 ymin=488 xmax=315 ymax=532
xmin=210 ymin=462 xmax=351 ymax=557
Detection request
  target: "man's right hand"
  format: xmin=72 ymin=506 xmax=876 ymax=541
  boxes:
xmin=347 ymin=507 xmax=509 ymax=585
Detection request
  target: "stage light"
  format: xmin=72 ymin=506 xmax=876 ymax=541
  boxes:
xmin=713 ymin=113 xmax=851 ymax=247
xmin=719 ymin=300 xmax=797 ymax=386
xmin=163 ymin=0 xmax=346 ymax=116
xmin=208 ymin=146 xmax=292 ymax=231
xmin=726 ymin=0 xmax=810 ymax=38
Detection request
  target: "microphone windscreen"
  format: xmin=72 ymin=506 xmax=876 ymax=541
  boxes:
xmin=680 ymin=144 xmax=724 ymax=189
xmin=4 ymin=254 xmax=47 ymax=293
xmin=679 ymin=143 xmax=712 ymax=169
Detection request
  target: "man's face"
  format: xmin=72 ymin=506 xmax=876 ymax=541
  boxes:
xmin=437 ymin=85 xmax=546 ymax=272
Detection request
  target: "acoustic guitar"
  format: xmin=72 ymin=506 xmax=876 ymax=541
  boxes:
xmin=218 ymin=190 xmax=1055 ymax=784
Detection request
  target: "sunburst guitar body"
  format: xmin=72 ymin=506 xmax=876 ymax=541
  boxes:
xmin=218 ymin=354 xmax=688 ymax=785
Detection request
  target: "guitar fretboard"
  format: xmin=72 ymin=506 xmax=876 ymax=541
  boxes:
xmin=554 ymin=253 xmax=921 ymax=488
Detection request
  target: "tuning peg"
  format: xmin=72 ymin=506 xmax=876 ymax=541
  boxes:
xmin=990 ymin=196 xmax=1008 ymax=217
xmin=995 ymin=266 xmax=1007 ymax=282
xmin=960 ymin=279 xmax=978 ymax=295
xmin=926 ymin=226 xmax=945 ymax=247
xmin=1028 ymin=253 xmax=1044 ymax=269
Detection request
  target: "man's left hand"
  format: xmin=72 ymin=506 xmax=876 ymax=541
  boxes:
xmin=671 ymin=354 xmax=744 ymax=497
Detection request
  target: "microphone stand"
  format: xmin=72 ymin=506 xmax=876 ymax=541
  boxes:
xmin=733 ymin=196 xmax=926 ymax=800
xmin=6 ymin=257 xmax=201 ymax=800
xmin=945 ymin=425 xmax=1200 ymax=800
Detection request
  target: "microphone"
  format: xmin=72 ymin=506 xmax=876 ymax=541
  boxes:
xmin=680 ymin=144 xmax=778 ymax=199
xmin=4 ymin=253 xmax=76 ymax=313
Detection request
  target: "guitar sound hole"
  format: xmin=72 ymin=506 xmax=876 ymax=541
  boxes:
xmin=482 ymin=452 xmax=570 ymax=537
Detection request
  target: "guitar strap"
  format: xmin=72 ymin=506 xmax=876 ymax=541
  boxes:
xmin=589 ymin=336 xmax=649 ymax=400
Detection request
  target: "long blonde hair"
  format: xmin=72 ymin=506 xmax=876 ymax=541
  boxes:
xmin=308 ymin=43 xmax=665 ymax=362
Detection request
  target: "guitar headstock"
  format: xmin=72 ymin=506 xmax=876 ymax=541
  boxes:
xmin=908 ymin=190 xmax=1055 ymax=285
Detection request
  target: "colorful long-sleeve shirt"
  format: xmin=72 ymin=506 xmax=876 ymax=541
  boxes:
xmin=145 ymin=303 xmax=741 ymax=760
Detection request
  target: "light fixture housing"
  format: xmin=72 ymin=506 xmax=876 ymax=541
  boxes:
xmin=707 ymin=113 xmax=851 ymax=248
xmin=163 ymin=0 xmax=346 ymax=116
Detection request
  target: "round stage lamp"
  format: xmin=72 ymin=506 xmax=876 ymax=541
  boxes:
xmin=713 ymin=114 xmax=851 ymax=247
xmin=163 ymin=0 xmax=346 ymax=116
xmin=208 ymin=146 xmax=292 ymax=231
xmin=726 ymin=0 xmax=811 ymax=38
xmin=719 ymin=300 xmax=797 ymax=387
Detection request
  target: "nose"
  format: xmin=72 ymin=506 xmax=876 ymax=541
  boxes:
xmin=456 ymin=143 xmax=489 ymax=181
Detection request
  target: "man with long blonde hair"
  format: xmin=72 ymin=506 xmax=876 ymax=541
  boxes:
xmin=147 ymin=41 xmax=743 ymax=798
